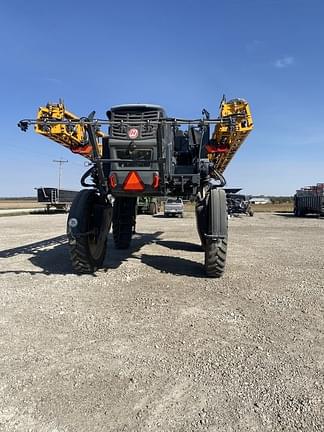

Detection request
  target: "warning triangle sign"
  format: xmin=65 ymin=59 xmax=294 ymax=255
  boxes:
xmin=123 ymin=171 xmax=145 ymax=191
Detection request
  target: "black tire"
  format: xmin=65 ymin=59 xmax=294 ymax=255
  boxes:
xmin=113 ymin=197 xmax=137 ymax=249
xmin=204 ymin=189 xmax=228 ymax=278
xmin=205 ymin=238 xmax=228 ymax=278
xmin=67 ymin=189 xmax=112 ymax=273
xmin=294 ymin=207 xmax=304 ymax=217
xmin=149 ymin=202 xmax=156 ymax=215
xmin=294 ymin=198 xmax=305 ymax=217
xmin=249 ymin=209 xmax=254 ymax=217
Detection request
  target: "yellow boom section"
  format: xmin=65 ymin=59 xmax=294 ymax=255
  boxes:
xmin=34 ymin=99 xmax=252 ymax=168
xmin=35 ymin=102 xmax=103 ymax=158
xmin=209 ymin=99 xmax=253 ymax=173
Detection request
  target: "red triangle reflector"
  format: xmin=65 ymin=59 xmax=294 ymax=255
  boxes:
xmin=123 ymin=171 xmax=145 ymax=191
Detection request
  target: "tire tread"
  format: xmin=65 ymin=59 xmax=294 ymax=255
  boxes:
xmin=67 ymin=190 xmax=107 ymax=274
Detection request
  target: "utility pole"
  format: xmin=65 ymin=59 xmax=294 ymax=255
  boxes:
xmin=53 ymin=159 xmax=68 ymax=201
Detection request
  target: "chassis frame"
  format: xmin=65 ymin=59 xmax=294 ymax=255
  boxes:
xmin=18 ymin=108 xmax=248 ymax=276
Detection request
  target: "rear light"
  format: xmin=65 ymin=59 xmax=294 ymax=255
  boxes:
xmin=108 ymin=174 xmax=117 ymax=189
xmin=152 ymin=173 xmax=160 ymax=189
xmin=123 ymin=171 xmax=145 ymax=191
xmin=206 ymin=143 xmax=229 ymax=153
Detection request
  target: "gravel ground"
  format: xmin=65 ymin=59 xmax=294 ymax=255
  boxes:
xmin=0 ymin=212 xmax=323 ymax=431
xmin=0 ymin=209 xmax=46 ymax=217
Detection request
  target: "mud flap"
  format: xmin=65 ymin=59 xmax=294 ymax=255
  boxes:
xmin=195 ymin=200 xmax=207 ymax=247
xmin=195 ymin=188 xmax=227 ymax=246
xmin=208 ymin=188 xmax=227 ymax=240
xmin=93 ymin=203 xmax=113 ymax=243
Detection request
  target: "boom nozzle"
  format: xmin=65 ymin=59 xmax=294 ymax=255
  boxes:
xmin=18 ymin=120 xmax=29 ymax=132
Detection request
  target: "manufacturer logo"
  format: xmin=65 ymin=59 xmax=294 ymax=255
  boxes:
xmin=68 ymin=218 xmax=78 ymax=228
xmin=128 ymin=128 xmax=139 ymax=139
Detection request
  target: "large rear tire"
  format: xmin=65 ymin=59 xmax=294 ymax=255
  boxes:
xmin=113 ymin=197 xmax=137 ymax=249
xmin=198 ymin=189 xmax=228 ymax=278
xmin=67 ymin=189 xmax=112 ymax=273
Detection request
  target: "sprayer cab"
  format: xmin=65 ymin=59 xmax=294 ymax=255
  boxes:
xmin=103 ymin=104 xmax=170 ymax=197
xmin=103 ymin=104 xmax=211 ymax=198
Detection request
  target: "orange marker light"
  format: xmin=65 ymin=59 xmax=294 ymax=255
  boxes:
xmin=109 ymin=174 xmax=117 ymax=189
xmin=123 ymin=171 xmax=145 ymax=191
xmin=152 ymin=173 xmax=160 ymax=189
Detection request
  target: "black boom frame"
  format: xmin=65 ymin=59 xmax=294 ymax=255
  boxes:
xmin=25 ymin=113 xmax=232 ymax=199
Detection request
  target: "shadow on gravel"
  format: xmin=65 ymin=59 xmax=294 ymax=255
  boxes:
xmin=0 ymin=235 xmax=67 ymax=259
xmin=0 ymin=235 xmax=71 ymax=275
xmin=152 ymin=214 xmax=171 ymax=218
xmin=29 ymin=209 xmax=68 ymax=215
xmin=141 ymin=254 xmax=204 ymax=277
xmin=102 ymin=231 xmax=164 ymax=271
xmin=273 ymin=213 xmax=295 ymax=218
xmin=0 ymin=230 xmax=207 ymax=277
xmin=155 ymin=240 xmax=202 ymax=252
xmin=274 ymin=212 xmax=322 ymax=219
xmin=0 ymin=231 xmax=164 ymax=276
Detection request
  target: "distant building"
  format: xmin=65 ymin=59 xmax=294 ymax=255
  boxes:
xmin=249 ymin=197 xmax=271 ymax=205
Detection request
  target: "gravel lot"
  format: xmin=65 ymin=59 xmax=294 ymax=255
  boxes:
xmin=0 ymin=212 xmax=323 ymax=431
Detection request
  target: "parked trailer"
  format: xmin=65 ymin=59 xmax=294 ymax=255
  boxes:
xmin=294 ymin=183 xmax=324 ymax=217
xmin=37 ymin=187 xmax=79 ymax=212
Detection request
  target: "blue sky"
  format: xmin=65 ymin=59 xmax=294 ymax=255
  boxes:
xmin=1 ymin=0 xmax=323 ymax=196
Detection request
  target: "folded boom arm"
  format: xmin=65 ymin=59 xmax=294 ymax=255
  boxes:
xmin=18 ymin=98 xmax=253 ymax=173
xmin=34 ymin=102 xmax=104 ymax=158
xmin=208 ymin=98 xmax=253 ymax=173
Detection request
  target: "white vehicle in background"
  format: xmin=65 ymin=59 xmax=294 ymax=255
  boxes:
xmin=164 ymin=197 xmax=184 ymax=218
